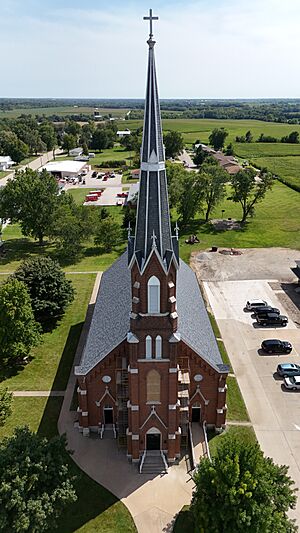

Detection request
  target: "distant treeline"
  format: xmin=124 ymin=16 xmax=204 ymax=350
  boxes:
xmin=2 ymin=98 xmax=300 ymax=124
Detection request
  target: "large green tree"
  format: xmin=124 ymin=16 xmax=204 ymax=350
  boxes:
xmin=164 ymin=130 xmax=184 ymax=158
xmin=13 ymin=257 xmax=75 ymax=324
xmin=0 ymin=130 xmax=29 ymax=163
xmin=0 ymin=427 xmax=77 ymax=532
xmin=198 ymin=163 xmax=227 ymax=221
xmin=168 ymin=165 xmax=203 ymax=226
xmin=230 ymin=168 xmax=273 ymax=223
xmin=209 ymin=128 xmax=228 ymax=151
xmin=39 ymin=122 xmax=57 ymax=153
xmin=0 ymin=389 xmax=12 ymax=426
xmin=0 ymin=168 xmax=59 ymax=245
xmin=0 ymin=278 xmax=41 ymax=366
xmin=62 ymin=133 xmax=76 ymax=155
xmin=191 ymin=434 xmax=297 ymax=533
xmin=94 ymin=216 xmax=121 ymax=253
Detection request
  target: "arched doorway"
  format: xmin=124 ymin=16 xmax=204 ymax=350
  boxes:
xmin=191 ymin=402 xmax=202 ymax=423
xmin=103 ymin=404 xmax=114 ymax=424
xmin=146 ymin=427 xmax=161 ymax=450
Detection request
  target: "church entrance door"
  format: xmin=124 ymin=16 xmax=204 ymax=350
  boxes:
xmin=103 ymin=406 xmax=113 ymax=424
xmin=192 ymin=406 xmax=201 ymax=423
xmin=146 ymin=433 xmax=161 ymax=450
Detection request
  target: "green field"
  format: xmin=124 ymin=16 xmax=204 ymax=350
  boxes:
xmin=57 ymin=146 xmax=132 ymax=167
xmin=0 ymin=106 xmax=130 ymax=119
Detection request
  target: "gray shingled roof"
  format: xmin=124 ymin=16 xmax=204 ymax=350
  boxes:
xmin=75 ymin=252 xmax=131 ymax=375
xmin=76 ymin=252 xmax=227 ymax=375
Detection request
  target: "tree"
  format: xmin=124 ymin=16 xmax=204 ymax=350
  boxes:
xmin=209 ymin=128 xmax=228 ymax=151
xmin=258 ymin=133 xmax=277 ymax=143
xmin=39 ymin=122 xmax=57 ymax=153
xmin=225 ymin=143 xmax=234 ymax=156
xmin=193 ymin=145 xmax=207 ymax=166
xmin=0 ymin=389 xmax=12 ymax=426
xmin=0 ymin=130 xmax=29 ymax=163
xmin=62 ymin=134 xmax=76 ymax=155
xmin=198 ymin=164 xmax=227 ymax=221
xmin=191 ymin=434 xmax=297 ymax=533
xmin=168 ymin=165 xmax=203 ymax=226
xmin=91 ymin=127 xmax=108 ymax=152
xmin=281 ymin=131 xmax=299 ymax=144
xmin=0 ymin=168 xmax=59 ymax=245
xmin=164 ymin=130 xmax=184 ymax=158
xmin=230 ymin=168 xmax=273 ymax=223
xmin=65 ymin=119 xmax=81 ymax=137
xmin=0 ymin=427 xmax=77 ymax=532
xmin=0 ymin=278 xmax=41 ymax=366
xmin=82 ymin=142 xmax=89 ymax=156
xmin=245 ymin=130 xmax=253 ymax=143
xmin=94 ymin=217 xmax=121 ymax=253
xmin=13 ymin=257 xmax=75 ymax=324
xmin=50 ymin=194 xmax=96 ymax=262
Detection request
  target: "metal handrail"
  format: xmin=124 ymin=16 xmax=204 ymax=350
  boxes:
xmin=160 ymin=450 xmax=168 ymax=472
xmin=203 ymin=421 xmax=211 ymax=462
xmin=139 ymin=450 xmax=146 ymax=474
xmin=112 ymin=423 xmax=117 ymax=439
xmin=100 ymin=424 xmax=105 ymax=439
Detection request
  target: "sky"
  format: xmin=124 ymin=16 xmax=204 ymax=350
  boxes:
xmin=1 ymin=0 xmax=300 ymax=99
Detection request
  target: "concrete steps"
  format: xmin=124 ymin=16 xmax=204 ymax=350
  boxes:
xmin=140 ymin=451 xmax=168 ymax=474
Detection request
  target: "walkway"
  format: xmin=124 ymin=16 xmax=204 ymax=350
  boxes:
xmin=58 ymin=272 xmax=194 ymax=533
xmin=12 ymin=391 xmax=65 ymax=397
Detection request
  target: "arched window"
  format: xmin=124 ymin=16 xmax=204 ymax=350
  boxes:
xmin=148 ymin=276 xmax=160 ymax=314
xmin=155 ymin=335 xmax=162 ymax=359
xmin=146 ymin=335 xmax=152 ymax=359
xmin=147 ymin=370 xmax=161 ymax=402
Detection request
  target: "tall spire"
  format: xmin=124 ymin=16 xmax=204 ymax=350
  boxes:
xmin=128 ymin=9 xmax=178 ymax=272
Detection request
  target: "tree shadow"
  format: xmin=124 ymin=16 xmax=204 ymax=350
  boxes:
xmin=0 ymin=356 xmax=33 ymax=383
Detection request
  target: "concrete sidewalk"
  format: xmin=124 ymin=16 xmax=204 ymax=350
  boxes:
xmin=58 ymin=271 xmax=194 ymax=533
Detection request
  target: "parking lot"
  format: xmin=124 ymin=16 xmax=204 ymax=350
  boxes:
xmin=204 ymin=278 xmax=300 ymax=523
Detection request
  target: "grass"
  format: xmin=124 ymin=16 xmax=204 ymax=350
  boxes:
xmin=0 ymin=274 xmax=96 ymax=391
xmin=57 ymin=146 xmax=132 ymax=168
xmin=226 ymin=377 xmax=249 ymax=421
xmin=177 ymin=180 xmax=300 ymax=264
xmin=0 ymin=107 xmax=130 ymax=119
xmin=0 ymin=397 xmax=63 ymax=440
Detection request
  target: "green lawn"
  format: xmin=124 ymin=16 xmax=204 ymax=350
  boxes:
xmin=0 ymin=274 xmax=96 ymax=391
xmin=0 ymin=107 xmax=130 ymax=119
xmin=57 ymin=146 xmax=133 ymax=168
xmin=226 ymin=377 xmax=249 ymax=422
xmin=178 ymin=180 xmax=300 ymax=264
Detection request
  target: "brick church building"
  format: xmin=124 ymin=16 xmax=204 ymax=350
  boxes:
xmin=75 ymin=11 xmax=229 ymax=466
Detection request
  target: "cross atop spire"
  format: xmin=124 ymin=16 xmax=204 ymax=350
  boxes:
xmin=143 ymin=8 xmax=159 ymax=41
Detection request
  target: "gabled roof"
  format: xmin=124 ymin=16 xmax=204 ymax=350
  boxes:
xmin=75 ymin=251 xmax=228 ymax=375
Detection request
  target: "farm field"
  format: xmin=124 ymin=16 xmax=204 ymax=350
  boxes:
xmin=0 ymin=106 xmax=130 ymax=119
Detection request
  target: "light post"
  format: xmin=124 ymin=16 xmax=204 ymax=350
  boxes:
xmin=221 ymin=209 xmax=225 ymax=219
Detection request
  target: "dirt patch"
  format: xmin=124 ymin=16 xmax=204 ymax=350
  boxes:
xmin=192 ymin=247 xmax=300 ymax=283
xmin=211 ymin=219 xmax=242 ymax=231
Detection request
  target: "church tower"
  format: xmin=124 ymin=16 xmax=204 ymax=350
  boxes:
xmin=126 ymin=10 xmax=182 ymax=463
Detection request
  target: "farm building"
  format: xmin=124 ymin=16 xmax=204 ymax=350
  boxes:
xmin=0 ymin=156 xmax=15 ymax=171
xmin=40 ymin=160 xmax=88 ymax=180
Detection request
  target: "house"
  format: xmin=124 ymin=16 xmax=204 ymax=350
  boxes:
xmin=69 ymin=147 xmax=83 ymax=158
xmin=131 ymin=169 xmax=140 ymax=180
xmin=75 ymin=21 xmax=229 ymax=468
xmin=212 ymin=152 xmax=241 ymax=174
xmin=117 ymin=129 xmax=131 ymax=137
xmin=0 ymin=156 xmax=15 ymax=171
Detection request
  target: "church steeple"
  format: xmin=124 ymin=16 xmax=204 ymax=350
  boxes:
xmin=128 ymin=9 xmax=179 ymax=272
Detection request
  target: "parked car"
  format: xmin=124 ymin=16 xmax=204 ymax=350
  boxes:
xmin=245 ymin=299 xmax=267 ymax=311
xmin=253 ymin=306 xmax=280 ymax=316
xmin=261 ymin=339 xmax=292 ymax=354
xmin=277 ymin=363 xmax=300 ymax=377
xmin=284 ymin=375 xmax=300 ymax=390
xmin=256 ymin=313 xmax=288 ymax=327
xmin=92 ymin=171 xmax=98 ymax=178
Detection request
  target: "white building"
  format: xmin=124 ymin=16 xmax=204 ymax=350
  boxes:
xmin=40 ymin=160 xmax=88 ymax=179
xmin=0 ymin=156 xmax=15 ymax=171
xmin=117 ymin=129 xmax=131 ymax=137
xmin=69 ymin=147 xmax=83 ymax=157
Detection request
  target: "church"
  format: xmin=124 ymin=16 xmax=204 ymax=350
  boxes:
xmin=75 ymin=10 xmax=229 ymax=466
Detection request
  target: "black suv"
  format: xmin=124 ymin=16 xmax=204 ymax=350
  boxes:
xmin=256 ymin=313 xmax=288 ymax=327
xmin=253 ymin=306 xmax=280 ymax=317
xmin=261 ymin=339 xmax=292 ymax=354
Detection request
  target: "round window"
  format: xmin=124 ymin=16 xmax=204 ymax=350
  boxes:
xmin=102 ymin=375 xmax=111 ymax=383
xmin=194 ymin=374 xmax=203 ymax=382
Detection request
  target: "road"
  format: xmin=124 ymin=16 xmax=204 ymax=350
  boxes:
xmin=204 ymin=279 xmax=300 ymax=525
xmin=0 ymin=148 xmax=63 ymax=186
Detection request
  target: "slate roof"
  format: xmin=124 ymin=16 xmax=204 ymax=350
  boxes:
xmin=75 ymin=252 xmax=227 ymax=375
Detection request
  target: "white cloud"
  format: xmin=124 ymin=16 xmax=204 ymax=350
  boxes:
xmin=1 ymin=0 xmax=300 ymax=98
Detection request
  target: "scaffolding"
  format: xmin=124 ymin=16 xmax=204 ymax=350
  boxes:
xmin=116 ymin=357 xmax=129 ymax=447
xmin=178 ymin=357 xmax=190 ymax=448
